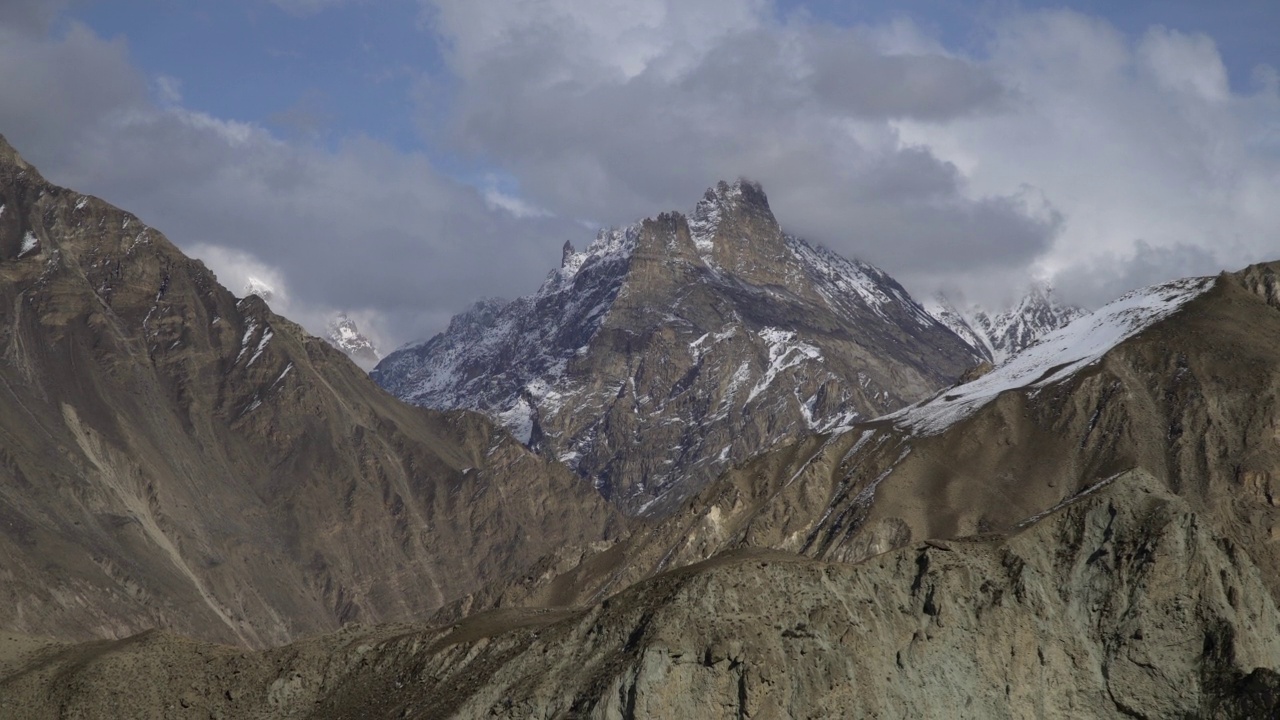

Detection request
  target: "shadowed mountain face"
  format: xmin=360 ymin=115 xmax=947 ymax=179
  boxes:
xmin=374 ymin=180 xmax=982 ymax=515
xmin=0 ymin=135 xmax=622 ymax=648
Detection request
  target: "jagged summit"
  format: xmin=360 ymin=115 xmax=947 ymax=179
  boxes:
xmin=241 ymin=276 xmax=276 ymax=304
xmin=375 ymin=180 xmax=981 ymax=515
xmin=326 ymin=312 xmax=381 ymax=370
xmin=926 ymin=282 xmax=1086 ymax=364
xmin=0 ymin=134 xmax=38 ymax=177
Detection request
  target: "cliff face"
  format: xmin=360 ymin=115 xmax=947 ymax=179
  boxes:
xmin=0 ymin=135 xmax=622 ymax=648
xmin=375 ymin=180 xmax=981 ymax=515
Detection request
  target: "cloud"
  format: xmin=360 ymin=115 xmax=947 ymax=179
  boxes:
xmin=420 ymin=1 xmax=1279 ymax=308
xmin=3 ymin=0 xmax=1277 ymax=355
xmin=0 ymin=0 xmax=74 ymax=33
xmin=1053 ymin=241 xmax=1228 ymax=308
xmin=895 ymin=10 xmax=1280 ymax=304
xmin=0 ymin=13 xmax=577 ymax=348
xmin=424 ymin=0 xmax=1056 ymax=290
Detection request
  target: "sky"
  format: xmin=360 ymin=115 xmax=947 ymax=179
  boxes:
xmin=1 ymin=0 xmax=1277 ymax=351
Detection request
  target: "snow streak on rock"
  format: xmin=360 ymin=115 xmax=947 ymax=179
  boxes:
xmin=892 ymin=276 xmax=1214 ymax=436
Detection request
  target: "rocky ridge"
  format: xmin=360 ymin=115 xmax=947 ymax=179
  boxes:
xmin=241 ymin=279 xmax=382 ymax=370
xmin=374 ymin=180 xmax=982 ymax=514
xmin=926 ymin=283 xmax=1086 ymax=364
xmin=0 ymin=134 xmax=621 ymax=648
xmin=433 ymin=263 xmax=1280 ymax=627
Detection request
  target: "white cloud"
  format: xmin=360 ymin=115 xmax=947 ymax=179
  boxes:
xmin=3 ymin=1 xmax=1277 ymax=350
xmin=0 ymin=14 xmax=576 ymax=348
xmin=416 ymin=2 xmax=1280 ymax=308
xmin=895 ymin=10 xmax=1280 ymax=304
xmin=1138 ymin=26 xmax=1230 ymax=103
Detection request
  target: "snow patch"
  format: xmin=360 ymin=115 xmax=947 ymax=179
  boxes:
xmin=889 ymin=276 xmax=1214 ymax=436
xmin=18 ymin=232 xmax=38 ymax=257
xmin=235 ymin=320 xmax=259 ymax=362
xmin=247 ymin=328 xmax=273 ymax=366
xmin=747 ymin=328 xmax=822 ymax=403
xmin=497 ymin=397 xmax=535 ymax=445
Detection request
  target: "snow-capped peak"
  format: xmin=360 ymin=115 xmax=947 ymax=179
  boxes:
xmin=242 ymin=277 xmax=276 ymax=304
xmin=551 ymin=225 xmax=641 ymax=289
xmin=926 ymin=283 xmax=1087 ymax=364
xmin=892 ymin=276 xmax=1214 ymax=436
xmin=325 ymin=313 xmax=381 ymax=370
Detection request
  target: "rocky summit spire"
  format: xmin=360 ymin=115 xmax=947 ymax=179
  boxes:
xmin=560 ymin=240 xmax=577 ymax=267
xmin=0 ymin=133 xmax=37 ymax=176
xmin=375 ymin=179 xmax=980 ymax=515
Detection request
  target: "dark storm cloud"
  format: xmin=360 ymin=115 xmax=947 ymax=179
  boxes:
xmin=0 ymin=0 xmax=73 ymax=33
xmin=0 ymin=22 xmax=145 ymax=163
xmin=1052 ymin=241 xmax=1229 ymax=309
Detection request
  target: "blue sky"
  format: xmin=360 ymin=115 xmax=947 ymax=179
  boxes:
xmin=71 ymin=1 xmax=1280 ymax=168
xmin=2 ymin=0 xmax=1278 ymax=348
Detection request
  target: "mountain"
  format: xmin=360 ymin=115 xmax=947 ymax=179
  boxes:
xmin=241 ymin=279 xmax=382 ymax=370
xmin=446 ymin=264 xmax=1280 ymax=616
xmin=326 ymin=313 xmax=380 ymax=370
xmin=242 ymin=276 xmax=277 ymax=304
xmin=926 ymin=283 xmax=1086 ymax=364
xmin=0 ymin=134 xmax=622 ymax=648
xmin=374 ymin=180 xmax=983 ymax=515
xmin=9 ymin=265 xmax=1280 ymax=718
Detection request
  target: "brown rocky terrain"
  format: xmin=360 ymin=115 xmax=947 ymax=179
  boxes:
xmin=4 ymin=470 xmax=1278 ymax=718
xmin=0 ymin=134 xmax=622 ymax=649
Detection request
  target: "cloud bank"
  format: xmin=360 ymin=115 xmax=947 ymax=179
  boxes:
xmin=0 ymin=2 xmax=1275 ymax=346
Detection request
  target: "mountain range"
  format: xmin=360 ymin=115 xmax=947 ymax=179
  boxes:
xmin=925 ymin=284 xmax=1087 ymax=364
xmin=2 ymin=133 xmax=1279 ymax=718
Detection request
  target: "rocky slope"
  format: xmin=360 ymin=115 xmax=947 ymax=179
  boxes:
xmin=435 ymin=262 xmax=1280 ymax=625
xmin=0 ymin=134 xmax=622 ymax=649
xmin=374 ymin=180 xmax=982 ymax=514
xmin=5 ymin=469 xmax=1278 ymax=718
xmin=926 ymin=283 xmax=1086 ymax=364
